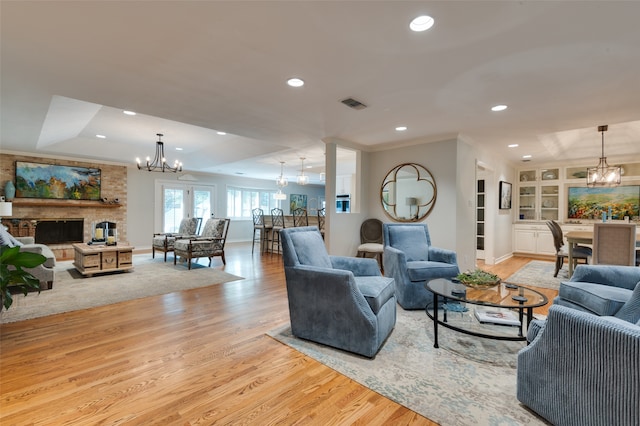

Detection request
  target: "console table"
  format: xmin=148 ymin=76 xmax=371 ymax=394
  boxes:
xmin=73 ymin=243 xmax=134 ymax=276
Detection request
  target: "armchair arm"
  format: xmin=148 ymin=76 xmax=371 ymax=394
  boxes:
xmin=570 ymin=264 xmax=640 ymax=291
xmin=16 ymin=236 xmax=35 ymax=245
xmin=382 ymin=246 xmax=411 ymax=283
xmin=517 ymin=305 xmax=640 ymax=425
xmin=428 ymin=246 xmax=458 ymax=265
xmin=330 ymin=255 xmax=381 ymax=276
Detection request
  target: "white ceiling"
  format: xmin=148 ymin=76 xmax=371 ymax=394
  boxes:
xmin=2 ymin=1 xmax=640 ymax=184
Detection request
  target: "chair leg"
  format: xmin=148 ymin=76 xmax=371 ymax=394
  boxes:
xmin=221 ymin=253 xmax=226 ymax=265
xmin=163 ymin=250 xmax=167 ymax=262
xmin=554 ymin=256 xmax=563 ymax=277
xmin=252 ymin=229 xmax=257 ymax=254
xmin=152 ymin=247 xmax=155 ymax=259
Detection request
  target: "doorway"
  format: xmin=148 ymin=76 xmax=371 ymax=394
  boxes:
xmin=155 ymin=181 xmax=216 ymax=233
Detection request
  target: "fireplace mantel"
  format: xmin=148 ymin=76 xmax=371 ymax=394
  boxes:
xmin=10 ymin=199 xmax=122 ymax=208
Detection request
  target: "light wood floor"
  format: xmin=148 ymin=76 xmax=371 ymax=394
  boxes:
xmin=0 ymin=244 xmax=555 ymax=425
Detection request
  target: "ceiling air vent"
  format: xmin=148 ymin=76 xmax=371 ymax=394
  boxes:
xmin=341 ymin=97 xmax=367 ymax=110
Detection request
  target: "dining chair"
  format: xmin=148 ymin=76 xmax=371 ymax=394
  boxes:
xmin=252 ymin=208 xmax=272 ymax=254
xmin=292 ymin=208 xmax=308 ymax=227
xmin=356 ymin=218 xmax=384 ymax=269
xmin=545 ymin=220 xmax=591 ymax=277
xmin=591 ymin=223 xmax=637 ymax=266
xmin=270 ymin=208 xmax=286 ymax=255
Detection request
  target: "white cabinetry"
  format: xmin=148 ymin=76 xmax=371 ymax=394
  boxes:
xmin=513 ymin=224 xmax=556 ymax=255
xmin=517 ymin=168 xmax=559 ymax=221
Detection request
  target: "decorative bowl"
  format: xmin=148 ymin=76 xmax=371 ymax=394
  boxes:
xmin=456 ymin=270 xmax=501 ymax=289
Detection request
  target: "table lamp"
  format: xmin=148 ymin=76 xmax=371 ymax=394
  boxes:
xmin=0 ymin=201 xmax=12 ymax=230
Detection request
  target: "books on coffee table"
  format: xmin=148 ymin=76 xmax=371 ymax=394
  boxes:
xmin=474 ymin=308 xmax=521 ymax=326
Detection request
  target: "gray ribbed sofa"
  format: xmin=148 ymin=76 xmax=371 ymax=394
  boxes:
xmin=517 ymin=265 xmax=640 ymax=426
xmin=280 ymin=226 xmax=396 ymax=358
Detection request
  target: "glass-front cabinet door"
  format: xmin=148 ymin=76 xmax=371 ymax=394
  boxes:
xmin=518 ymin=184 xmax=536 ymax=220
xmin=540 ymin=184 xmax=559 ymax=221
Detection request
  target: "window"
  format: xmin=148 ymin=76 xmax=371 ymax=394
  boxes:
xmin=227 ymin=186 xmax=281 ymax=219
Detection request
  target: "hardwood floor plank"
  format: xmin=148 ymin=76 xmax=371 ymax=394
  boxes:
xmin=1 ymin=243 xmax=550 ymax=425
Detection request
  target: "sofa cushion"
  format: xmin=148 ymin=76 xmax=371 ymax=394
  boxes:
xmin=559 ymin=281 xmax=632 ymax=316
xmin=406 ymin=260 xmax=460 ymax=282
xmin=614 ymin=281 xmax=640 ymax=323
xmin=388 ymin=226 xmax=429 ymax=261
xmin=290 ymin=231 xmax=332 ymax=269
xmin=355 ymin=276 xmax=395 ymax=314
xmin=0 ymin=227 xmax=23 ymax=247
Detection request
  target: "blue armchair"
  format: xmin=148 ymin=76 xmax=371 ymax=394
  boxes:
xmin=518 ymin=265 xmax=640 ymax=425
xmin=382 ymin=223 xmax=459 ymax=310
xmin=517 ymin=304 xmax=640 ymax=426
xmin=280 ymin=226 xmax=396 ymax=358
xmin=553 ymin=264 xmax=640 ymax=316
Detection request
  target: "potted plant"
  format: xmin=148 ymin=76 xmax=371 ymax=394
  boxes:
xmin=456 ymin=269 xmax=501 ymax=289
xmin=1 ymin=245 xmax=46 ymax=310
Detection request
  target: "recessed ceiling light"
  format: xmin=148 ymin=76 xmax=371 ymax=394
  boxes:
xmin=217 ymin=131 xmax=226 ymax=135
xmin=175 ymin=147 xmax=183 ymax=151
xmin=491 ymin=105 xmax=508 ymax=112
xmin=96 ymin=134 xmax=106 ymax=139
xmin=522 ymin=155 xmax=532 ymax=159
xmin=395 ymin=126 xmax=408 ymax=131
xmin=508 ymin=144 xmax=519 ymax=148
xmin=410 ymin=15 xmax=434 ymax=32
xmin=287 ymin=78 xmax=304 ymax=87
xmin=123 ymin=110 xmax=136 ymax=116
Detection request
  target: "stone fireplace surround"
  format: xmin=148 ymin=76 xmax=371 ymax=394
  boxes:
xmin=0 ymin=154 xmax=128 ymax=260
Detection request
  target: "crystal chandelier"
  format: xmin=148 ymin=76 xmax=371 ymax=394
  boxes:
xmin=275 ymin=161 xmax=288 ymax=200
xmin=275 ymin=161 xmax=288 ymax=187
xmin=136 ymin=133 xmax=183 ymax=172
xmin=586 ymin=125 xmax=621 ymax=187
xmin=297 ymin=157 xmax=309 ymax=185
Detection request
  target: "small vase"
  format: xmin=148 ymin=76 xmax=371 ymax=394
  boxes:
xmin=4 ymin=181 xmax=15 ymax=200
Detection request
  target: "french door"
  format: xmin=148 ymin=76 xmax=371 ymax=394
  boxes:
xmin=155 ymin=182 xmax=216 ymax=233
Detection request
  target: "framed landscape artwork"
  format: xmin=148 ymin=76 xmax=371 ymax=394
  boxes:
xmin=499 ymin=181 xmax=512 ymax=210
xmin=567 ymin=185 xmax=640 ymax=220
xmin=15 ymin=161 xmax=101 ymax=200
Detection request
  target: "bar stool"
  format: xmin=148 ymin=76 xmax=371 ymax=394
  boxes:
xmin=270 ymin=208 xmax=285 ymax=255
xmin=293 ymin=208 xmax=308 ymax=227
xmin=252 ymin=208 xmax=272 ymax=254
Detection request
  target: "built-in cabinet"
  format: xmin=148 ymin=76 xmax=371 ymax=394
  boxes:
xmin=513 ymin=223 xmax=556 ymax=256
xmin=517 ymin=168 xmax=559 ymax=222
xmin=513 ymin=162 xmax=640 ymax=256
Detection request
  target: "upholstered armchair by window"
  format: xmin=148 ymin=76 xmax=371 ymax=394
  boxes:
xmin=174 ymin=218 xmax=230 ymax=270
xmin=382 ymin=223 xmax=459 ymax=310
xmin=152 ymin=217 xmax=201 ymax=262
xmin=280 ymin=226 xmax=396 ymax=358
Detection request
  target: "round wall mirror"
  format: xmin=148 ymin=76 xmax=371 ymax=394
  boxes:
xmin=381 ymin=163 xmax=437 ymax=222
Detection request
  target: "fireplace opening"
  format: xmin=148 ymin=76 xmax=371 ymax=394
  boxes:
xmin=35 ymin=219 xmax=84 ymax=245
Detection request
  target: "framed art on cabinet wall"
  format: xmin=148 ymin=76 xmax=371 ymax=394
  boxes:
xmin=499 ymin=181 xmax=512 ymax=210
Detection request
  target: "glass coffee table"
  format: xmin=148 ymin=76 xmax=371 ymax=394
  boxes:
xmin=425 ymin=278 xmax=548 ymax=348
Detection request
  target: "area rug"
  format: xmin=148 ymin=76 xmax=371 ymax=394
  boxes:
xmin=268 ymin=309 xmax=548 ymax=426
xmin=0 ymin=255 xmax=244 ymax=324
xmin=505 ymin=260 xmax=566 ymax=290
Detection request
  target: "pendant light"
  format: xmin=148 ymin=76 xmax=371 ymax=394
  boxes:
xmin=297 ymin=157 xmax=309 ymax=185
xmin=275 ymin=161 xmax=288 ymax=200
xmin=586 ymin=125 xmax=621 ymax=187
